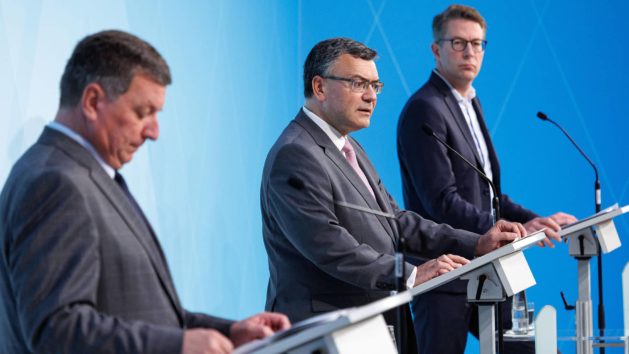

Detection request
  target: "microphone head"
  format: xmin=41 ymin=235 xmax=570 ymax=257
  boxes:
xmin=421 ymin=124 xmax=434 ymax=136
xmin=536 ymin=111 xmax=549 ymax=121
xmin=287 ymin=176 xmax=305 ymax=190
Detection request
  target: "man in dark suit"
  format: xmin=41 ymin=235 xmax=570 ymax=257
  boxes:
xmin=0 ymin=30 xmax=289 ymax=354
xmin=397 ymin=5 xmax=576 ymax=353
xmin=261 ymin=37 xmax=527 ymax=352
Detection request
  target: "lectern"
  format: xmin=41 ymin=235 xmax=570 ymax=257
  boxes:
xmin=236 ymin=231 xmax=546 ymax=354
xmin=559 ymin=204 xmax=628 ymax=354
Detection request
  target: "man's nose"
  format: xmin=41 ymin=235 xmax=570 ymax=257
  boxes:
xmin=363 ymin=84 xmax=377 ymax=101
xmin=143 ymin=115 xmax=159 ymax=141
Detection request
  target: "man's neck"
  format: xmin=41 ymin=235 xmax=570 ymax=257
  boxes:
xmin=434 ymin=70 xmax=473 ymax=98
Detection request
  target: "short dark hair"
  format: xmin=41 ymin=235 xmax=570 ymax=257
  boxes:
xmin=59 ymin=30 xmax=171 ymax=107
xmin=303 ymin=38 xmax=377 ymax=98
xmin=432 ymin=4 xmax=487 ymax=41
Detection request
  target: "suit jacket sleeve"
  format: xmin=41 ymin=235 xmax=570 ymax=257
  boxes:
xmin=7 ymin=170 xmax=182 ymax=354
xmin=387 ymin=191 xmax=479 ymax=262
xmin=398 ymin=97 xmax=499 ymax=233
xmin=184 ymin=311 xmax=233 ymax=336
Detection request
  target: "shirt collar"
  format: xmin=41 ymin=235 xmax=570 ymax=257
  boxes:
xmin=302 ymin=106 xmax=346 ymax=151
xmin=433 ymin=68 xmax=476 ymax=102
xmin=47 ymin=121 xmax=116 ymax=179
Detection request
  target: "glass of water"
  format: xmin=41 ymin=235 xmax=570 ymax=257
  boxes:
xmin=511 ymin=294 xmax=529 ymax=334
xmin=527 ymin=302 xmax=535 ymax=330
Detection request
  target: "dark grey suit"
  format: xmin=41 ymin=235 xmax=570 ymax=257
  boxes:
xmin=0 ymin=127 xmax=232 ymax=354
xmin=261 ymin=110 xmax=480 ymax=331
xmin=397 ymin=72 xmax=537 ymax=353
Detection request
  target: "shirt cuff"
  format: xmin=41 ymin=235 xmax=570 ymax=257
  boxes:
xmin=406 ymin=266 xmax=417 ymax=289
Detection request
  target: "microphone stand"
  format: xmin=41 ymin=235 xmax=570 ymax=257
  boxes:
xmin=335 ymin=201 xmax=406 ymax=353
xmin=395 ymin=218 xmax=406 ymax=354
xmin=537 ymin=112 xmax=604 ymax=353
xmin=422 ymin=124 xmax=507 ymax=354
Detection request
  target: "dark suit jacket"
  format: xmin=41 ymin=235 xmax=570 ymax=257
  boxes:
xmin=261 ymin=110 xmax=480 ymax=323
xmin=397 ymin=72 xmax=537 ymax=293
xmin=0 ymin=127 xmax=232 ymax=354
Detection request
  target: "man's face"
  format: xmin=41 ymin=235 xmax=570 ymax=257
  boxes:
xmin=318 ymin=54 xmax=378 ymax=136
xmin=90 ymin=74 xmax=165 ymax=169
xmin=432 ymin=19 xmax=485 ymax=88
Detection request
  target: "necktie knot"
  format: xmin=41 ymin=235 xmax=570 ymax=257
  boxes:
xmin=342 ymin=138 xmax=355 ymax=157
xmin=114 ymin=172 xmax=129 ymax=192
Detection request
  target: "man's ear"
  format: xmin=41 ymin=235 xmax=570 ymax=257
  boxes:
xmin=311 ymin=76 xmax=327 ymax=102
xmin=81 ymin=83 xmax=106 ymax=122
xmin=431 ymin=42 xmax=441 ymax=60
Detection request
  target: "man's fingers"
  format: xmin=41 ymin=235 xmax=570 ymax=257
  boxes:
xmin=443 ymin=254 xmax=469 ymax=266
xmin=540 ymin=217 xmax=561 ymax=232
xmin=498 ymin=231 xmax=519 ymax=243
xmin=543 ymin=227 xmax=561 ymax=242
xmin=551 ymin=212 xmax=578 ymax=226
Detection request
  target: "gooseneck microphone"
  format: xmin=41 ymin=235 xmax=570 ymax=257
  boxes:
xmin=421 ymin=124 xmax=501 ymax=222
xmin=536 ymin=111 xmax=605 ymax=349
xmin=422 ymin=123 xmax=507 ymax=354
xmin=287 ymin=176 xmax=407 ymax=353
xmin=536 ymin=112 xmax=601 ymax=211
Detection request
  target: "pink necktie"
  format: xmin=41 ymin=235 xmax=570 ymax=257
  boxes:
xmin=342 ymin=138 xmax=375 ymax=199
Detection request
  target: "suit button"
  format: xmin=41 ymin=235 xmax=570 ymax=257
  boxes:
xmin=376 ymin=282 xmax=395 ymax=290
xmin=483 ymin=189 xmax=489 ymax=196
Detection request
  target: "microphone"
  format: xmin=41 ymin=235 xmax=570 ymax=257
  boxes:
xmin=422 ymin=123 xmax=506 ymax=354
xmin=535 ymin=111 xmax=605 ymax=345
xmin=535 ymin=112 xmax=600 ymax=211
xmin=421 ymin=124 xmax=501 ymax=223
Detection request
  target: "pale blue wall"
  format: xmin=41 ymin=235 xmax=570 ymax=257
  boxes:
xmin=1 ymin=1 xmax=627 ymax=353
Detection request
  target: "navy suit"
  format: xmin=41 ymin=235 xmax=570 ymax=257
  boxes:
xmin=397 ymin=72 xmax=537 ymax=353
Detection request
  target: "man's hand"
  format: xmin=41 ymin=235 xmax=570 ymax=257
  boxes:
xmin=524 ymin=212 xmax=577 ymax=247
xmin=413 ymin=254 xmax=469 ymax=286
xmin=475 ymin=220 xmax=526 ymax=256
xmin=230 ymin=312 xmax=291 ymax=347
xmin=182 ymin=328 xmax=233 ymax=354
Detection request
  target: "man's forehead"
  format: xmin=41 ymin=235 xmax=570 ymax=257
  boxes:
xmin=330 ymin=54 xmax=378 ymax=79
xmin=444 ymin=19 xmax=485 ymax=36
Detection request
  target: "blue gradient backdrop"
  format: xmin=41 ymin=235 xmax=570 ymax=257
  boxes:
xmin=1 ymin=1 xmax=627 ymax=352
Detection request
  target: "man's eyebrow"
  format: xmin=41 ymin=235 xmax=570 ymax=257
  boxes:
xmin=348 ymin=74 xmax=379 ymax=82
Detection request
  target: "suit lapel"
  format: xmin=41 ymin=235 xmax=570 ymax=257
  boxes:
xmin=295 ymin=113 xmax=396 ymax=243
xmin=92 ymin=171 xmax=185 ymax=323
xmin=350 ymin=138 xmax=398 ymax=242
xmin=41 ymin=128 xmax=185 ymax=325
xmin=473 ymin=98 xmax=502 ymax=195
xmin=430 ymin=73 xmax=484 ymax=167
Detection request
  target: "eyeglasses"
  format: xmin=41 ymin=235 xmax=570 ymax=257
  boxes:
xmin=322 ymin=75 xmax=384 ymax=94
xmin=437 ymin=38 xmax=487 ymax=53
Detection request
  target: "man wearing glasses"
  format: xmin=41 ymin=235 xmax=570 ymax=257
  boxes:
xmin=261 ymin=37 xmax=527 ymax=353
xmin=397 ymin=5 xmax=575 ymax=353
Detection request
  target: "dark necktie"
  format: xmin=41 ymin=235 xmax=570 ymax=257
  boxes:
xmin=114 ymin=172 xmax=150 ymax=226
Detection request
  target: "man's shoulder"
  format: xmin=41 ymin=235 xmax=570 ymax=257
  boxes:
xmin=263 ymin=119 xmax=321 ymax=171
xmin=407 ymin=78 xmax=446 ymax=106
xmin=3 ymin=138 xmax=93 ymax=199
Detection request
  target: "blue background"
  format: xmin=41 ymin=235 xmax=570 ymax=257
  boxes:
xmin=1 ymin=1 xmax=627 ymax=352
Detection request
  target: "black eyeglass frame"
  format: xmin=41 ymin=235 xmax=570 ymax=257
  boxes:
xmin=437 ymin=38 xmax=488 ymax=53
